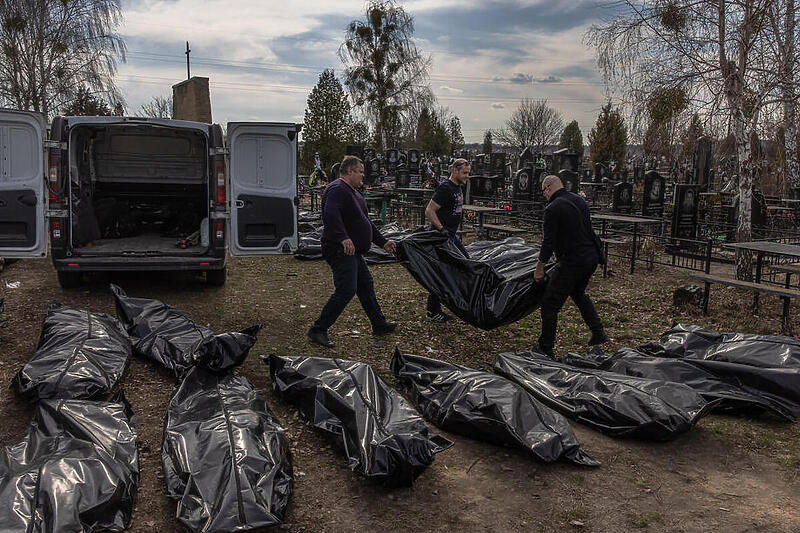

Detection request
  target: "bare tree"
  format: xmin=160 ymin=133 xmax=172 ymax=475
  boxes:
xmin=0 ymin=0 xmax=126 ymax=118
xmin=586 ymin=0 xmax=782 ymax=279
xmin=494 ymin=98 xmax=564 ymax=153
xmin=136 ymin=94 xmax=173 ymax=119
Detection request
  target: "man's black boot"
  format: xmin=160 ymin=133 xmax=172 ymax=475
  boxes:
xmin=308 ymin=328 xmax=334 ymax=348
xmin=536 ymin=342 xmax=555 ymax=358
xmin=372 ymin=321 xmax=398 ymax=335
xmin=588 ymin=329 xmax=609 ymax=346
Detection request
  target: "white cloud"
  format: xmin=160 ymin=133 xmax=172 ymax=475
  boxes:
xmin=439 ymin=85 xmax=463 ymax=94
xmin=491 ymin=103 xmax=505 ymax=110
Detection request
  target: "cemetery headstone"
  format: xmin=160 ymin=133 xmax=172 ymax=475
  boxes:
xmin=612 ymin=182 xmax=633 ymax=213
xmin=491 ymin=152 xmax=506 ymax=175
xmin=519 ymin=146 xmax=534 ymax=169
xmin=553 ymin=148 xmax=581 ymax=172
xmin=694 ymin=136 xmax=713 ymax=191
xmin=513 ymin=167 xmax=533 ymax=201
xmin=395 ymin=168 xmax=410 ymax=189
xmin=641 ymin=170 xmax=665 ymax=218
xmin=387 ymin=148 xmax=399 ymax=171
xmin=594 ymin=162 xmax=608 ymax=182
xmin=671 ymin=184 xmax=699 ymax=241
xmin=408 ymin=149 xmax=420 ymax=173
xmin=583 ymin=169 xmax=593 ymax=182
xmin=346 ymin=145 xmax=364 ymax=160
xmin=330 ymin=162 xmax=341 ymax=181
xmin=558 ymin=169 xmax=579 ymax=194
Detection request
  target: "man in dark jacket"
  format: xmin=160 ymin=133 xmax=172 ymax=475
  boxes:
xmin=307 ymin=156 xmax=398 ymax=348
xmin=534 ymin=175 xmax=607 ymax=356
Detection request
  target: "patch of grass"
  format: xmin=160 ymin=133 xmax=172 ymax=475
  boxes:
xmin=568 ymin=473 xmax=585 ymax=485
xmin=628 ymin=511 xmax=663 ymax=528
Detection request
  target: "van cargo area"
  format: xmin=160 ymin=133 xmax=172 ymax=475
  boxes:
xmin=67 ymin=123 xmax=210 ymax=256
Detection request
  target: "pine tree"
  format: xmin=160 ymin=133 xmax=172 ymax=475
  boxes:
xmin=559 ymin=120 xmax=584 ymax=154
xmin=483 ymin=130 xmax=493 ymax=154
xmin=448 ymin=116 xmax=464 ymax=155
xmin=61 ymin=86 xmax=113 ymax=116
xmin=588 ymin=102 xmax=628 ymax=165
xmin=300 ymin=70 xmax=353 ymax=174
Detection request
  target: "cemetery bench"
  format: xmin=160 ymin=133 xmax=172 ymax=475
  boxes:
xmin=687 ymin=272 xmax=800 ymax=334
xmin=482 ymin=223 xmax=526 ymax=239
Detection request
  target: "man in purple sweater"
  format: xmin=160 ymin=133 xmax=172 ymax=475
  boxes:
xmin=307 ymin=156 xmax=398 ymax=348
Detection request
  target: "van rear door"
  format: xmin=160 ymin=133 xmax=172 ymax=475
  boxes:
xmin=0 ymin=109 xmax=47 ymax=258
xmin=226 ymin=122 xmax=298 ymax=255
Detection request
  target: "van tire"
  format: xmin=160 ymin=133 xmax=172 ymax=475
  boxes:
xmin=206 ymin=268 xmax=226 ymax=286
xmin=57 ymin=271 xmax=82 ymax=289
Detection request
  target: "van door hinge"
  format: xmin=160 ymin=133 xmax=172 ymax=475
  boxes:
xmin=44 ymin=140 xmax=66 ymax=150
xmin=210 ymin=147 xmax=229 ymax=156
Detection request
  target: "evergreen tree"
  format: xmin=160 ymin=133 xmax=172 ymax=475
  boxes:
xmin=300 ymin=69 xmax=353 ymax=174
xmin=588 ymin=102 xmax=628 ymax=165
xmin=559 ymin=120 xmax=584 ymax=154
xmin=483 ymin=130 xmax=493 ymax=154
xmin=448 ymin=116 xmax=464 ymax=155
xmin=61 ymin=86 xmax=113 ymax=116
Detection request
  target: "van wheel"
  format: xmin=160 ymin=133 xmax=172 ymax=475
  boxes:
xmin=206 ymin=268 xmax=226 ymax=286
xmin=57 ymin=271 xmax=82 ymax=289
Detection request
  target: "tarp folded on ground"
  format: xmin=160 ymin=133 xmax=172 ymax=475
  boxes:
xmin=111 ymin=284 xmax=259 ymax=377
xmin=13 ymin=304 xmax=132 ymax=401
xmin=494 ymin=350 xmax=713 ymax=441
xmin=637 ymin=324 xmax=800 ymax=418
xmin=0 ymin=394 xmax=139 ymax=532
xmin=563 ymin=347 xmax=796 ymax=421
xmin=390 ymin=349 xmax=598 ymax=466
xmin=267 ymin=354 xmax=453 ymax=486
xmin=397 ymin=232 xmax=549 ymax=329
xmin=295 ymin=222 xmax=418 ymax=264
xmin=163 ymin=366 xmax=293 ymax=533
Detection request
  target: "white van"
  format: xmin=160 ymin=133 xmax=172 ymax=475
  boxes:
xmin=0 ymin=110 xmax=299 ymax=287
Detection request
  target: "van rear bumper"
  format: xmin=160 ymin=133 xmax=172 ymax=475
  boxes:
xmin=52 ymin=255 xmax=226 ymax=272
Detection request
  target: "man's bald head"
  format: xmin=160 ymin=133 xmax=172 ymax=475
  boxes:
xmin=541 ymin=174 xmax=563 ymax=200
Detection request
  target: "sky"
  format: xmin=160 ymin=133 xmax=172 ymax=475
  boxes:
xmin=117 ymin=0 xmax=613 ymax=143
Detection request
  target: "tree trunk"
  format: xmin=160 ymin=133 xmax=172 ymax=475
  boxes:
xmin=783 ymin=0 xmax=799 ymax=193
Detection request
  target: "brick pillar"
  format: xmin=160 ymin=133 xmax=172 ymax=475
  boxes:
xmin=172 ymin=77 xmax=212 ymax=123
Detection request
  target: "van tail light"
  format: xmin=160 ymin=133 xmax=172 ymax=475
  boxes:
xmin=215 ymin=220 xmax=224 ymax=240
xmin=48 ymin=150 xmax=61 ymax=202
xmin=215 ymin=159 xmax=226 ymax=205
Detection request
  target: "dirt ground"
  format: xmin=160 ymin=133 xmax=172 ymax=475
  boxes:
xmin=0 ymin=252 xmax=798 ymax=533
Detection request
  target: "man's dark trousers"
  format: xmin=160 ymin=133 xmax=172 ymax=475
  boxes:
xmin=311 ymin=242 xmax=386 ymax=332
xmin=538 ymin=260 xmax=602 ymax=353
xmin=426 ymin=235 xmax=469 ymax=315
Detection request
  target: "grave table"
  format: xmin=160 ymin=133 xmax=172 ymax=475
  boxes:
xmin=593 ymin=214 xmax=662 ymax=274
xmin=364 ymin=190 xmax=395 ymax=224
xmin=463 ymin=205 xmax=506 ymax=238
xmin=726 ymin=241 xmax=800 ymax=315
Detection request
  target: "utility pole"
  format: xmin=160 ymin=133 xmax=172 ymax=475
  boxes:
xmin=185 ymin=41 xmax=191 ymax=79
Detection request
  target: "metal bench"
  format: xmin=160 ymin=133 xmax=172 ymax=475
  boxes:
xmin=688 ymin=272 xmax=800 ymax=334
xmin=600 ymin=237 xmax=627 ymax=277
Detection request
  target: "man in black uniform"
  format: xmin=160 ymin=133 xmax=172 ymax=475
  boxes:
xmin=534 ymin=175 xmax=607 ymax=356
xmin=307 ymin=156 xmax=398 ymax=348
xmin=423 ymin=158 xmax=471 ymax=322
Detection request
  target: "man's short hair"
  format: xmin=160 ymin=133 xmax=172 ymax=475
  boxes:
xmin=451 ymin=158 xmax=470 ymax=172
xmin=341 ymin=155 xmax=363 ymax=175
xmin=542 ymin=174 xmax=562 ymax=189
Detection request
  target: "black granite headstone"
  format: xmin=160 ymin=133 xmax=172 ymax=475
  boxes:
xmin=387 ymin=148 xmax=399 ymax=169
xmin=408 ymin=149 xmax=420 ymax=173
xmin=330 ymin=162 xmax=341 ymax=181
xmin=558 ymin=169 xmax=579 ymax=194
xmin=346 ymin=145 xmax=364 ymax=160
xmin=395 ymin=168 xmax=410 ymax=188
xmin=513 ymin=167 xmax=533 ymax=201
xmin=364 ymin=157 xmax=380 ymax=186
xmin=491 ymin=152 xmax=506 ymax=174
xmin=519 ymin=147 xmax=534 ymax=169
xmin=641 ymin=170 xmax=665 ymax=217
xmin=671 ymin=184 xmax=699 ymax=240
xmin=612 ymin=182 xmax=633 ymax=213
xmin=594 ymin=162 xmax=608 ymax=182
xmin=694 ymin=136 xmax=713 ymax=191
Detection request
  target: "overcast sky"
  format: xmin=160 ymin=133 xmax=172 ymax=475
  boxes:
xmin=117 ymin=0 xmax=612 ymax=143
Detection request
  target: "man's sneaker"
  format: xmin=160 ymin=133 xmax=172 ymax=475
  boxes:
xmin=307 ymin=328 xmax=334 ymax=348
xmin=588 ymin=330 xmax=609 ymax=346
xmin=426 ymin=311 xmax=453 ymax=322
xmin=372 ymin=321 xmax=398 ymax=335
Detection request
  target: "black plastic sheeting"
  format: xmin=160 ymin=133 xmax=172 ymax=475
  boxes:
xmin=494 ymin=350 xmax=714 ymax=441
xmin=563 ymin=347 xmax=798 ymax=421
xmin=163 ymin=366 xmax=293 ymax=532
xmin=295 ymin=222 xmax=418 ymax=264
xmin=637 ymin=324 xmax=800 ymax=419
xmin=0 ymin=394 xmax=139 ymax=532
xmin=267 ymin=354 xmax=453 ymax=486
xmin=111 ymin=284 xmax=260 ymax=377
xmin=390 ymin=349 xmax=598 ymax=466
xmin=12 ymin=304 xmax=132 ymax=401
xmin=397 ymin=232 xmax=550 ymax=330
